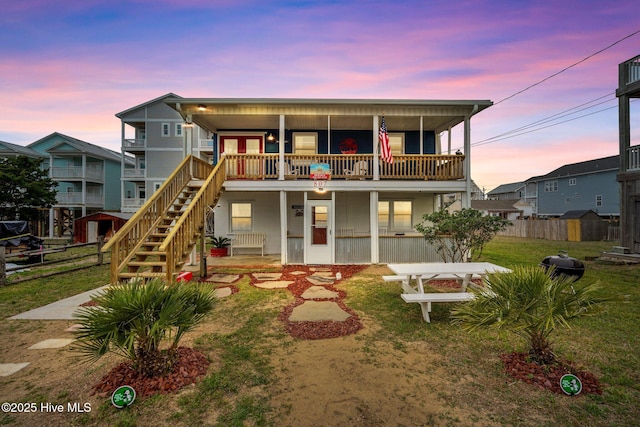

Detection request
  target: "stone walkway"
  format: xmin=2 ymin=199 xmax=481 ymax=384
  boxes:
xmin=3 ymin=265 xmax=360 ymax=377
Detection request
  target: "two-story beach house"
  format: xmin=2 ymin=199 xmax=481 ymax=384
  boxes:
xmin=105 ymin=96 xmax=492 ymax=283
xmin=27 ymin=133 xmax=131 ymax=238
xmin=617 ymin=54 xmax=640 ymax=254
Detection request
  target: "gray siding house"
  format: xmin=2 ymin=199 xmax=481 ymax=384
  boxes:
xmin=527 ymin=155 xmax=619 ymax=218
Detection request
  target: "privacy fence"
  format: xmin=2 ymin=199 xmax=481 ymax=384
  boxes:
xmin=499 ymin=220 xmax=619 ymax=242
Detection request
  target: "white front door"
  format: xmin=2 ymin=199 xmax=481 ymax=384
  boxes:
xmin=304 ymin=200 xmax=333 ymax=264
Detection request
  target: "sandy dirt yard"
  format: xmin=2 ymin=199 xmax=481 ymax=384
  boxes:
xmin=0 ymin=265 xmax=510 ymax=426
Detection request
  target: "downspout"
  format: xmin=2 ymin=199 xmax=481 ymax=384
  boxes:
xmin=462 ymin=105 xmax=479 ymax=209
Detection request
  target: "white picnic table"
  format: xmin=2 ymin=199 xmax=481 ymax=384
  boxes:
xmin=387 ymin=262 xmax=511 ymax=294
xmin=385 ymin=262 xmax=512 ymax=322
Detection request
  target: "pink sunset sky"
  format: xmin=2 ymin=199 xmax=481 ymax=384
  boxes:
xmin=1 ymin=0 xmax=638 ymax=191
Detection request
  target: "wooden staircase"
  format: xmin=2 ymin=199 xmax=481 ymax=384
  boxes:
xmin=102 ymin=156 xmax=226 ymax=284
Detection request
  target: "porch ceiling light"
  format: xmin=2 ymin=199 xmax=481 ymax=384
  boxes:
xmin=267 ymin=133 xmax=275 ymax=142
xmin=197 ymin=104 xmax=207 ymax=111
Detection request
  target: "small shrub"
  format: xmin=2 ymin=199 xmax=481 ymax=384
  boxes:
xmin=74 ymin=279 xmax=215 ymax=377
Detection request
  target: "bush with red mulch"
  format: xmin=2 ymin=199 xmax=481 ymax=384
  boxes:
xmin=92 ymin=347 xmax=210 ymax=399
xmin=501 ymin=352 xmax=603 ymax=395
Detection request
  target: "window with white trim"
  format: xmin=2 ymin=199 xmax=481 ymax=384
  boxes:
xmin=161 ymin=123 xmax=170 ymax=137
xmin=595 ymin=195 xmax=603 ymax=207
xmin=544 ymin=181 xmax=558 ymax=192
xmin=231 ymin=202 xmax=252 ymax=232
xmin=378 ymin=200 xmax=413 ymax=231
xmin=293 ymin=133 xmax=317 ymax=154
xmin=175 ymin=123 xmax=183 ymax=137
xmin=569 ymin=178 xmax=576 ymax=186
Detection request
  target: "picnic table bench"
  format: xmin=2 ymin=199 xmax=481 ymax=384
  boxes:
xmin=386 ymin=262 xmax=511 ymax=323
xmin=230 ymin=232 xmax=266 ymax=256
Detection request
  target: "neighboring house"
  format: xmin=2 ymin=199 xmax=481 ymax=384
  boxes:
xmin=0 ymin=140 xmax=44 ymax=159
xmin=471 ymin=199 xmax=532 ymax=220
xmin=27 ymin=132 xmax=133 ymax=238
xmin=115 ymin=95 xmax=492 ymax=268
xmin=524 ymin=155 xmax=619 ymax=218
xmin=116 ymin=93 xmax=214 ymax=212
xmin=444 ymin=180 xmax=484 ymax=212
xmin=486 ymin=181 xmax=525 ymax=200
xmin=617 ymin=54 xmax=640 ymax=253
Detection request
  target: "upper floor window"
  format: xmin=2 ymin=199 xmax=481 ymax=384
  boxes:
xmin=544 ymin=181 xmax=558 ymax=192
xmin=231 ymin=202 xmax=252 ymax=232
xmin=293 ymin=133 xmax=317 ymax=154
xmin=569 ymin=178 xmax=576 ymax=186
xmin=161 ymin=123 xmax=170 ymax=137
xmin=175 ymin=123 xmax=183 ymax=137
xmin=595 ymin=195 xmax=603 ymax=207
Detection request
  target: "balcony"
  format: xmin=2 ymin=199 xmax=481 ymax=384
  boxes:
xmin=56 ymin=192 xmax=104 ymax=206
xmin=122 ymin=198 xmax=146 ymax=209
xmin=222 ymin=154 xmax=465 ymax=180
xmin=628 ymin=145 xmax=640 ymax=171
xmin=123 ymin=138 xmax=146 ymax=154
xmin=123 ymin=168 xmax=146 ymax=179
xmin=51 ymin=165 xmax=104 ymax=182
xmin=622 ymin=55 xmax=640 ymax=86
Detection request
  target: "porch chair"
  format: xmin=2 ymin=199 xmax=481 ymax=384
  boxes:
xmin=346 ymin=160 xmax=369 ymax=179
xmin=276 ymin=161 xmax=299 ymax=179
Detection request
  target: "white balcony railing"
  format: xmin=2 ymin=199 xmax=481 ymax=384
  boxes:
xmin=199 ymin=139 xmax=214 ymax=148
xmin=624 ymin=55 xmax=640 ymax=85
xmin=123 ymin=168 xmax=145 ymax=178
xmin=56 ymin=192 xmax=104 ymax=205
xmin=629 ymin=145 xmax=640 ymax=171
xmin=122 ymin=198 xmax=146 ymax=209
xmin=123 ymin=139 xmax=146 ymax=149
xmin=51 ymin=165 xmax=104 ymax=181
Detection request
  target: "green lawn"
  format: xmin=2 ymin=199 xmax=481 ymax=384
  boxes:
xmin=1 ymin=236 xmax=638 ymax=426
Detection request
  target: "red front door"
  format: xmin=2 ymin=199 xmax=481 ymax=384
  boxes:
xmin=220 ymin=136 xmax=264 ymax=177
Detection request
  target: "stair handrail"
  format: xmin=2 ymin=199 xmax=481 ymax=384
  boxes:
xmin=159 ymin=157 xmax=226 ymax=282
xmin=102 ymin=155 xmax=194 ymax=284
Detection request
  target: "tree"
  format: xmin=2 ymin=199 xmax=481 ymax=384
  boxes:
xmin=451 ymin=266 xmax=603 ymax=365
xmin=0 ymin=156 xmax=57 ymax=221
xmin=74 ymin=279 xmax=216 ymax=377
xmin=414 ymin=208 xmax=511 ymax=262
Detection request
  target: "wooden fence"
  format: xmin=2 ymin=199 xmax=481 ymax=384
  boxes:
xmin=499 ymin=220 xmax=615 ymax=242
xmin=0 ymin=239 xmax=105 ymax=285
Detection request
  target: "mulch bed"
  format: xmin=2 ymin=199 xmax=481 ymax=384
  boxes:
xmin=501 ymin=352 xmax=603 ymax=395
xmin=92 ymin=347 xmax=210 ymax=399
xmin=268 ymin=265 xmax=367 ymax=340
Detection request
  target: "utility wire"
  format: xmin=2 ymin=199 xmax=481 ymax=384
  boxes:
xmin=493 ymin=28 xmax=640 ymax=106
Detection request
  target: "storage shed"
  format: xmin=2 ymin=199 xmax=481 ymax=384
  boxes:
xmin=558 ymin=210 xmax=607 ymax=242
xmin=73 ymin=212 xmax=132 ymax=244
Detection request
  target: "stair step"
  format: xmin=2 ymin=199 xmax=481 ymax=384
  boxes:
xmin=118 ymin=272 xmax=166 ymax=280
xmin=127 ymin=261 xmax=166 ymax=267
xmin=135 ymin=251 xmax=166 ymax=257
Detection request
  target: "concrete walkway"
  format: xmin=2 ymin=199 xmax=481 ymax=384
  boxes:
xmin=9 ymin=286 xmax=109 ymax=320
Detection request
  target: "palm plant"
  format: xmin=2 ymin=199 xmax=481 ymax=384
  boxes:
xmin=451 ymin=265 xmax=603 ymax=365
xmin=74 ymin=279 xmax=215 ymax=377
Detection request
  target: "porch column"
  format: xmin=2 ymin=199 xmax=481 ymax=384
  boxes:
xmin=419 ymin=117 xmax=424 ymax=155
xmin=48 ymin=208 xmax=54 ymax=238
xmin=373 ymin=116 xmax=380 ymax=181
xmin=82 ymin=154 xmax=87 ymax=209
xmin=280 ymin=190 xmax=287 ymax=264
xmin=370 ymin=191 xmax=379 ymax=263
xmin=278 ymin=114 xmax=285 ymax=180
xmin=461 ymin=108 xmax=474 ymax=209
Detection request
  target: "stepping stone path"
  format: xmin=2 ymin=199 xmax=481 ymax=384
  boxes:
xmin=252 ymin=267 xmax=358 ymax=336
xmin=206 ymin=273 xmax=240 ymax=283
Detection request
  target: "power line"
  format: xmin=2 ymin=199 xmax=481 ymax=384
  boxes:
xmin=471 ymin=93 xmax=617 ymax=146
xmin=493 ymin=28 xmax=640 ymax=106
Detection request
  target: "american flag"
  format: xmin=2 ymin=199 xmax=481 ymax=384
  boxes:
xmin=379 ymin=116 xmax=393 ymax=164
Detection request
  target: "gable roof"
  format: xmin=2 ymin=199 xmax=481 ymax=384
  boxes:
xmin=0 ymin=140 xmax=44 ymax=158
xmin=471 ymin=199 xmax=523 ymax=212
xmin=558 ymin=210 xmax=602 ymax=219
xmin=28 ymin=132 xmax=123 ymax=163
xmin=487 ymin=181 xmax=525 ymax=195
xmin=115 ymin=92 xmax=182 ymax=118
xmin=529 ymin=155 xmax=619 ymax=181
